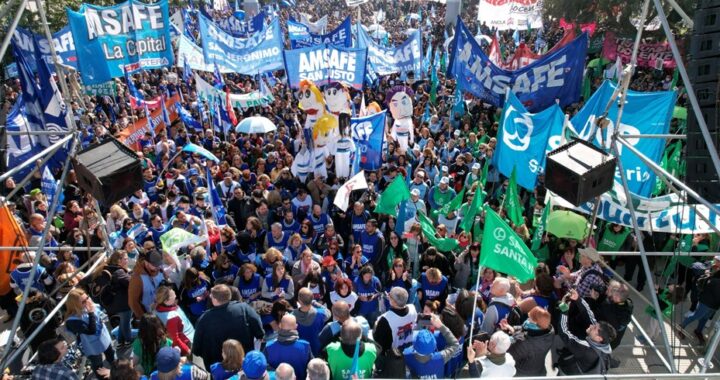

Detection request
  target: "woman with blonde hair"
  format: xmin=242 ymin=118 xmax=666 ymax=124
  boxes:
xmin=210 ymin=339 xmax=245 ymax=380
xmin=65 ymin=288 xmax=114 ymax=377
xmin=256 ymin=247 xmax=287 ymax=276
xmin=106 ymin=204 xmax=128 ymax=235
xmin=284 ymin=233 xmax=306 ymax=264
xmin=153 ymin=286 xmax=194 ymax=356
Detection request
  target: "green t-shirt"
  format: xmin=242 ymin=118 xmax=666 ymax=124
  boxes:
xmin=326 ymin=342 xmax=377 ymax=380
xmin=133 ymin=337 xmax=173 ymax=375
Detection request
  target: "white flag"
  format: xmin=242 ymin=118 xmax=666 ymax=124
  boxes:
xmin=333 ymin=171 xmax=368 ymax=211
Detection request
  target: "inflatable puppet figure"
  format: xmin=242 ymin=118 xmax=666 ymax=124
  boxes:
xmin=385 ymin=86 xmax=415 ymax=153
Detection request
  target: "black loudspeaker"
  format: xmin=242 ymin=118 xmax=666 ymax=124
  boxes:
xmin=72 ymin=138 xmax=143 ymax=206
xmin=545 ymin=139 xmax=617 ymax=206
xmin=686 ymin=0 xmax=720 ymax=202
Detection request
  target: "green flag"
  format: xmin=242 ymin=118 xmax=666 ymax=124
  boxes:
xmin=505 ymin=168 xmax=524 ymax=227
xmin=440 ymin=50 xmax=447 ymax=73
xmin=670 ymin=68 xmax=679 ymax=89
xmin=480 ymin=207 xmax=538 ymax=283
xmin=437 ymin=188 xmax=465 ymax=217
xmin=374 ymin=175 xmax=411 ymax=214
xmin=582 ymin=74 xmax=592 ymax=101
xmin=418 ymin=211 xmax=459 ymax=252
xmin=530 ymin=200 xmax=551 ymax=252
xmin=653 ymin=140 xmax=683 ymax=195
xmin=480 ymin=159 xmax=490 ymax=188
xmin=161 ymin=228 xmax=206 ymax=255
xmin=460 ymin=187 xmax=485 ymax=233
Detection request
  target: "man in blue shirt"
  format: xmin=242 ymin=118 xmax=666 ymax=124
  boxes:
xmin=265 ymin=314 xmax=312 ymax=380
xmin=359 ymin=219 xmax=384 ymax=269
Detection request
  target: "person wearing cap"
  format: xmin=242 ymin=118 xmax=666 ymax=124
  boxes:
xmin=293 ymin=288 xmax=330 ymax=356
xmin=409 ymin=171 xmax=429 ymax=200
xmin=427 ymin=175 xmax=456 ymax=213
xmin=320 ymin=255 xmax=344 ymax=292
xmin=401 ymin=188 xmax=427 ymax=233
xmin=556 ymin=289 xmax=616 ymax=375
xmin=128 ymin=249 xmax=167 ymax=319
xmin=323 ymin=319 xmax=377 ymax=380
xmin=557 ymin=247 xmax=607 ymax=299
xmin=151 ymin=346 xmax=210 ymax=380
xmin=465 ymin=162 xmax=482 ymax=188
xmin=236 ymin=350 xmax=274 ymax=380
xmin=219 ymin=171 xmax=240 ymax=204
xmin=466 ymin=331 xmax=516 ymax=377
xmin=403 ymin=314 xmax=460 ymax=378
xmin=265 ymin=314 xmax=312 ymax=380
xmin=185 ymin=168 xmax=206 ymax=197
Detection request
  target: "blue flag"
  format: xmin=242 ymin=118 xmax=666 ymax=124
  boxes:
xmin=422 ymin=40 xmax=433 ymax=77
xmin=5 ymin=99 xmax=42 ymax=181
xmin=570 ymin=80 xmax=676 ymax=196
xmin=124 ymin=68 xmax=146 ymax=108
xmin=199 ymin=5 xmax=265 ymax=37
xmin=198 ymin=15 xmax=284 ymax=75
xmin=283 ymin=44 xmax=368 ymax=89
xmin=357 ymin=25 xmax=422 ymax=76
xmin=494 ymin=91 xmax=565 ymax=190
xmin=291 ymin=17 xmax=352 ymax=48
xmin=161 ymin=97 xmax=171 ymax=126
xmin=182 ymin=142 xmax=220 ymax=162
xmin=213 ymin=61 xmax=225 ymax=89
xmin=12 ymin=26 xmax=78 ymax=71
xmin=67 ymin=0 xmax=174 ymax=85
xmin=287 ymin=19 xmax=311 ymax=41
xmin=448 ymin=18 xmax=588 ymax=112
xmin=41 ymin=166 xmax=57 ymax=205
xmin=351 ymin=111 xmax=387 ymax=171
xmin=176 ymin=103 xmax=203 ymax=132
xmin=183 ymin=54 xmax=192 ymax=84
xmin=205 ymin=167 xmax=228 ymax=226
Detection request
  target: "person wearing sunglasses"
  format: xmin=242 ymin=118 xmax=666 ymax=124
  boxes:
xmin=65 ymin=288 xmax=115 ymax=377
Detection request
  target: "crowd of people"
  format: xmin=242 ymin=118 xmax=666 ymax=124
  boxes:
xmin=0 ymin=0 xmax=713 ymax=379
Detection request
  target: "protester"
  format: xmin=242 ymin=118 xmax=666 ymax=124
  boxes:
xmin=404 ymin=314 xmax=460 ymax=378
xmin=32 ymin=338 xmax=77 ymax=380
xmin=265 ymin=314 xmax=312 ymax=380
xmin=323 ymin=319 xmax=378 ymax=380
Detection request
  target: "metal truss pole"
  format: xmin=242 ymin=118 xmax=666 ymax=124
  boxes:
xmin=665 ymin=0 xmax=694 ymax=27
xmin=0 ymin=134 xmax=73 ymax=183
xmin=0 ymin=0 xmax=27 ymax=62
xmin=36 ymin=0 xmax=72 ymax=99
xmin=0 ymin=136 xmax=78 ymax=371
xmin=612 ymin=140 xmax=677 ymax=372
xmin=618 ymin=137 xmax=720 ymax=218
xmin=623 ymin=134 xmax=686 ymax=139
xmin=652 ymin=0 xmax=720 ymax=180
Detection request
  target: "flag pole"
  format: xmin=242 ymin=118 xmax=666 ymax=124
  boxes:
xmin=467 ymin=261 xmax=484 ymax=344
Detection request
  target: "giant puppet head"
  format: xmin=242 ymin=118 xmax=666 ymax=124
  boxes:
xmin=323 ymin=82 xmax=351 ymax=115
xmin=385 ymin=86 xmax=414 ymax=120
xmin=313 ymin=114 xmax=339 ymax=149
xmin=297 ymin=79 xmax=325 ymax=117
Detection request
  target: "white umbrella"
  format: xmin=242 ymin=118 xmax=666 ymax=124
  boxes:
xmin=235 ymin=116 xmax=276 ymax=134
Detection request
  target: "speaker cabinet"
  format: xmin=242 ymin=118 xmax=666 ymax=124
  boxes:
xmin=72 ymin=138 xmax=143 ymax=206
xmin=546 ymin=139 xmax=617 ymax=206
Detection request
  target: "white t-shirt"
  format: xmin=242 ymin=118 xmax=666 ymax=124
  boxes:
xmin=330 ymin=291 xmax=358 ymax=311
xmin=479 ymin=353 xmax=516 ymax=378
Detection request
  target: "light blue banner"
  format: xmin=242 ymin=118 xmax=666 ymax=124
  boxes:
xmin=494 ymin=92 xmax=565 ymax=190
xmin=288 ymin=19 xmax=310 ymax=40
xmin=283 ymin=44 xmax=367 ymax=89
xmin=448 ymin=18 xmax=587 ymax=112
xmin=67 ymin=0 xmax=173 ymax=85
xmin=199 ymin=5 xmax=265 ymax=37
xmin=291 ymin=17 xmax=352 ymax=49
xmin=570 ymin=80 xmax=676 ymax=196
xmin=356 ymin=24 xmax=422 ymax=76
xmin=351 ymin=111 xmax=387 ymax=171
xmin=12 ymin=26 xmax=78 ymax=71
xmin=198 ymin=15 xmax=284 ymax=75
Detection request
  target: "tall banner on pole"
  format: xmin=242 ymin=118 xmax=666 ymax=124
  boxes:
xmin=448 ymin=18 xmax=587 ymax=112
xmin=68 ymin=0 xmax=174 ymax=85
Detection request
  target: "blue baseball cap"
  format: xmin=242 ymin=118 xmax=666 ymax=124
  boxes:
xmin=242 ymin=351 xmax=268 ymax=379
xmin=156 ymin=346 xmax=180 ymax=373
xmin=413 ymin=329 xmax=437 ymax=356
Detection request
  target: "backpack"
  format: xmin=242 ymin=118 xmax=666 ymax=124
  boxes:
xmin=89 ymin=269 xmax=115 ymax=308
